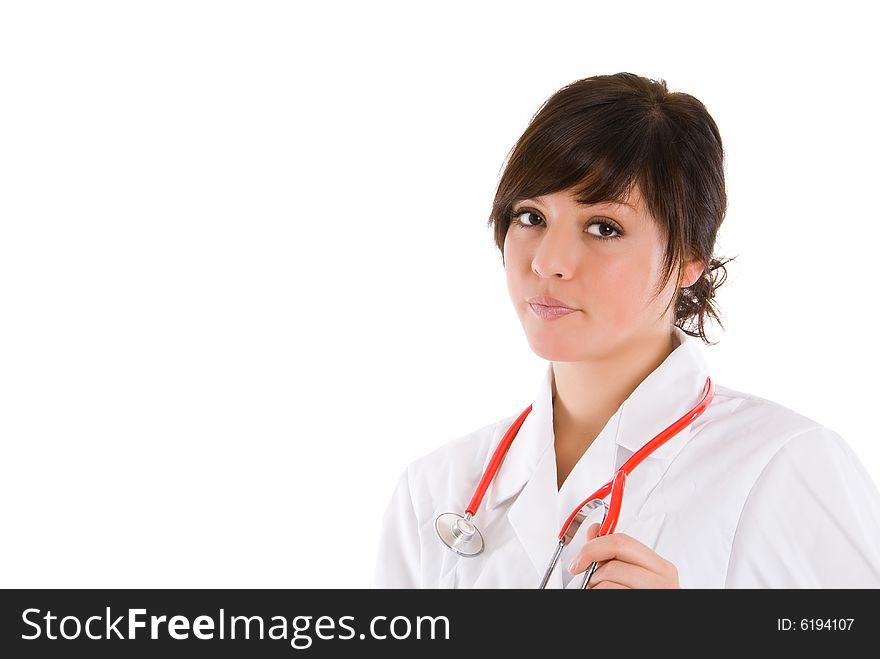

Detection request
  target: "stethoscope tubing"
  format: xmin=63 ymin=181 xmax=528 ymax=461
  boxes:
xmin=464 ymin=403 xmax=532 ymax=517
xmin=437 ymin=375 xmax=715 ymax=588
xmin=559 ymin=375 xmax=714 ymax=541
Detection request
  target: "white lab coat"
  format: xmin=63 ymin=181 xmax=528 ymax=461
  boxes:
xmin=372 ymin=326 xmax=880 ymax=588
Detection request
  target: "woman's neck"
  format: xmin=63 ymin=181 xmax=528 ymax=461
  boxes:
xmin=551 ymin=328 xmax=677 ymax=485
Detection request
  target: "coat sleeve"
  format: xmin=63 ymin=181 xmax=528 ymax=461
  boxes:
xmin=724 ymin=427 xmax=880 ymax=587
xmin=371 ymin=466 xmax=422 ymax=588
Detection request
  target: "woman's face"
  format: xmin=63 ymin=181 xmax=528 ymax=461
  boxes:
xmin=504 ymin=184 xmax=692 ymax=362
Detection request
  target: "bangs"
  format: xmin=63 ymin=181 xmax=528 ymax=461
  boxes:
xmin=498 ymin=103 xmax=669 ymax=224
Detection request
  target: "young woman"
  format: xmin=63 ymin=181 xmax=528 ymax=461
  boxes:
xmin=372 ymin=72 xmax=880 ymax=588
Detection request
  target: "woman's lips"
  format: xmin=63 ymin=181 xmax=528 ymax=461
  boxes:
xmin=528 ymin=303 xmax=577 ymax=320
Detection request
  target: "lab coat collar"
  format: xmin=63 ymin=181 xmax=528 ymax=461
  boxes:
xmin=479 ymin=326 xmax=711 ymax=585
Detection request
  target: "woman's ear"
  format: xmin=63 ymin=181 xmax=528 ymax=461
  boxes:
xmin=679 ymin=254 xmax=704 ymax=289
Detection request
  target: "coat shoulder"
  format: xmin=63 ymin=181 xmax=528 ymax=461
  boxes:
xmin=407 ymin=414 xmax=516 ymax=475
xmin=399 ymin=411 xmax=521 ymax=512
xmin=709 ymin=383 xmax=841 ymax=442
xmin=677 ymin=385 xmax=850 ymax=500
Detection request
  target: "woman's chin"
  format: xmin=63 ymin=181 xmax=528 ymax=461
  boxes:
xmin=524 ymin=334 xmax=586 ymax=362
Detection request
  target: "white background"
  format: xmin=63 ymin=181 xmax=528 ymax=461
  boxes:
xmin=1 ymin=1 xmax=877 ymax=587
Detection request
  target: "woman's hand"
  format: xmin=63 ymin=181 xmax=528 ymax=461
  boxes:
xmin=567 ymin=522 xmax=680 ymax=589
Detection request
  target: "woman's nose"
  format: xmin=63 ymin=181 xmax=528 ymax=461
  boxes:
xmin=531 ymin=230 xmax=577 ymax=278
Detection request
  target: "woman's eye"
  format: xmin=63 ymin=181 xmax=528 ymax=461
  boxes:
xmin=511 ymin=210 xmax=542 ymax=227
xmin=586 ymin=222 xmax=622 ymax=239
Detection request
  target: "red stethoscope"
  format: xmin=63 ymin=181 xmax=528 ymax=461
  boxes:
xmin=434 ymin=375 xmax=714 ymax=588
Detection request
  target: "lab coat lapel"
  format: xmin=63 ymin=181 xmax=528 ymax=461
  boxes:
xmin=609 ymin=326 xmax=712 ymax=529
xmin=482 ymin=364 xmax=555 ymax=512
xmin=507 ymin=446 xmax=562 ymax=587
xmin=481 ymin=364 xmax=562 ymax=587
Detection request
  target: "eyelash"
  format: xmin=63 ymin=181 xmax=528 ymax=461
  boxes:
xmin=508 ymin=208 xmax=625 ymax=241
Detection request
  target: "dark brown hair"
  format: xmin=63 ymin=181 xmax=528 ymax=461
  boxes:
xmin=487 ymin=72 xmax=736 ymax=345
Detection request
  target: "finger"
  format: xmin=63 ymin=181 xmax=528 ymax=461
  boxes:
xmin=584 ymin=522 xmax=600 ymax=541
xmin=574 ymin=532 xmax=673 ymax=575
xmin=568 ymin=523 xmax=603 ymax=575
xmin=588 ymin=559 xmax=669 ymax=589
xmin=591 ymin=581 xmax=629 ymax=589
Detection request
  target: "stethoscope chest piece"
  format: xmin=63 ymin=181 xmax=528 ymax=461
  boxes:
xmin=434 ymin=512 xmax=485 ymax=557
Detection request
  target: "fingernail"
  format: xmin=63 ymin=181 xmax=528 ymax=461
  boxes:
xmin=568 ymin=560 xmax=578 ymax=574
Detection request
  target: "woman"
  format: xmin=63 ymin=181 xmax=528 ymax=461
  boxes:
xmin=372 ymin=72 xmax=880 ymax=588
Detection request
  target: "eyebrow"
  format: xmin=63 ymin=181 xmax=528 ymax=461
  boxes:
xmin=523 ymin=195 xmax=636 ymax=210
